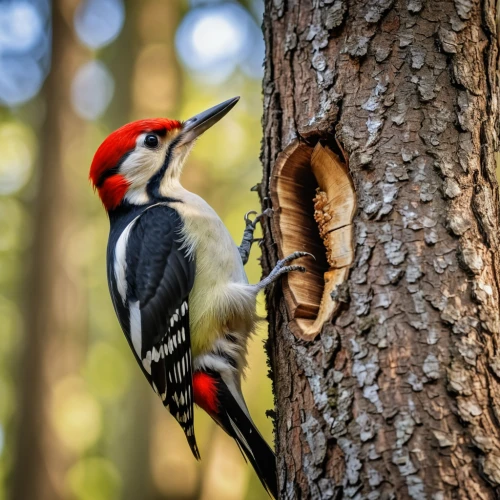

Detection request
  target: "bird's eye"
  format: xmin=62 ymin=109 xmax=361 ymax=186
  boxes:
xmin=144 ymin=134 xmax=159 ymax=148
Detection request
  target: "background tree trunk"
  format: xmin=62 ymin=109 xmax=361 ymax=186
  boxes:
xmin=10 ymin=2 xmax=86 ymax=499
xmin=261 ymin=1 xmax=500 ymax=498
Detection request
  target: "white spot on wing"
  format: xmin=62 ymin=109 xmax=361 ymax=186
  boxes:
xmin=152 ymin=347 xmax=160 ymax=362
xmin=142 ymin=350 xmax=152 ymax=375
xmin=114 ymin=218 xmax=139 ymax=305
xmin=129 ymin=300 xmax=142 ymax=358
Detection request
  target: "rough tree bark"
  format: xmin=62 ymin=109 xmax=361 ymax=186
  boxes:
xmin=260 ymin=0 xmax=500 ymax=498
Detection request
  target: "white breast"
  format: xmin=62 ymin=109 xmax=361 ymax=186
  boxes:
xmin=173 ymin=190 xmax=246 ymax=283
xmin=166 ymin=186 xmax=256 ymax=355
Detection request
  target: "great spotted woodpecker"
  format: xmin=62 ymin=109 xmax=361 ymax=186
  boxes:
xmin=89 ymin=97 xmax=310 ymax=497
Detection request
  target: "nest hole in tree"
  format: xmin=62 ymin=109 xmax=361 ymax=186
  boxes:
xmin=270 ymin=140 xmax=356 ymax=341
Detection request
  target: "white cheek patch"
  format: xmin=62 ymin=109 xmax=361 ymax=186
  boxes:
xmin=120 ymin=134 xmax=166 ymax=185
xmin=120 ymin=133 xmax=169 ymax=203
xmin=118 ymin=131 xmax=187 ymax=203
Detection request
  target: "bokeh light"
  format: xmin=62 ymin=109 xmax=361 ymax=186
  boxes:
xmin=0 ymin=1 xmax=50 ymax=106
xmin=66 ymin=457 xmax=121 ymax=500
xmin=0 ymin=122 xmax=35 ymax=195
xmin=189 ymin=0 xmax=223 ymax=5
xmin=176 ymin=2 xmax=264 ymax=82
xmin=84 ymin=342 xmax=131 ymax=401
xmin=0 ymin=200 xmax=26 ymax=256
xmin=71 ymin=60 xmax=115 ymax=120
xmin=250 ymin=0 xmax=265 ymax=20
xmin=0 ymin=56 xmax=44 ymax=106
xmin=0 ymin=2 xmax=43 ymax=52
xmin=51 ymin=376 xmax=102 ymax=453
xmin=74 ymin=0 xmax=125 ymax=50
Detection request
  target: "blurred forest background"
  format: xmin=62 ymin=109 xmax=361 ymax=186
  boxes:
xmin=0 ymin=0 xmax=273 ymax=499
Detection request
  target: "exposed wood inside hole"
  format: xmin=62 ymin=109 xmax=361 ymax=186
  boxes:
xmin=270 ymin=140 xmax=355 ymax=341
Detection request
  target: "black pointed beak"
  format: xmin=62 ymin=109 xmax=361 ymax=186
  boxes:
xmin=178 ymin=96 xmax=240 ymax=146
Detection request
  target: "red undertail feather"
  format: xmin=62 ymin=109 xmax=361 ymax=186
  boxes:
xmin=193 ymin=372 xmax=219 ymax=415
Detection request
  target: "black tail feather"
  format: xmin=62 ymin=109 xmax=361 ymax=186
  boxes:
xmin=227 ymin=412 xmax=278 ymax=498
xmin=216 ymin=379 xmax=277 ymax=498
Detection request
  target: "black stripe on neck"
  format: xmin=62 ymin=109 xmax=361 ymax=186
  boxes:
xmin=146 ymin=135 xmax=182 ymax=199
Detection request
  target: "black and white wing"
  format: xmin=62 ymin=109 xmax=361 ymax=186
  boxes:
xmin=108 ymin=204 xmax=199 ymax=458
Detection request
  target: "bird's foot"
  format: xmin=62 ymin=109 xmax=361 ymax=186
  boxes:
xmin=238 ymin=208 xmax=273 ymax=265
xmin=251 ymin=251 xmax=314 ymax=292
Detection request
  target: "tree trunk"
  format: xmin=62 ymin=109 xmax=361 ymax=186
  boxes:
xmin=261 ymin=1 xmax=500 ymax=498
xmin=10 ymin=2 xmax=86 ymax=499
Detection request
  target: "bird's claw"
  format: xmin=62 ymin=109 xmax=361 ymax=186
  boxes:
xmin=244 ymin=210 xmax=258 ymax=224
xmin=244 ymin=208 xmax=273 ymax=226
xmin=251 ymin=252 xmax=311 ymax=292
xmin=278 ymin=251 xmax=315 ymax=266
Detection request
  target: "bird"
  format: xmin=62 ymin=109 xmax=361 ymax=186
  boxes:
xmin=89 ymin=97 xmax=311 ymax=497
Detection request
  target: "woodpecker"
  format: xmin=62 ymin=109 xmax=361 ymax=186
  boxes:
xmin=89 ymin=97 xmax=310 ymax=497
